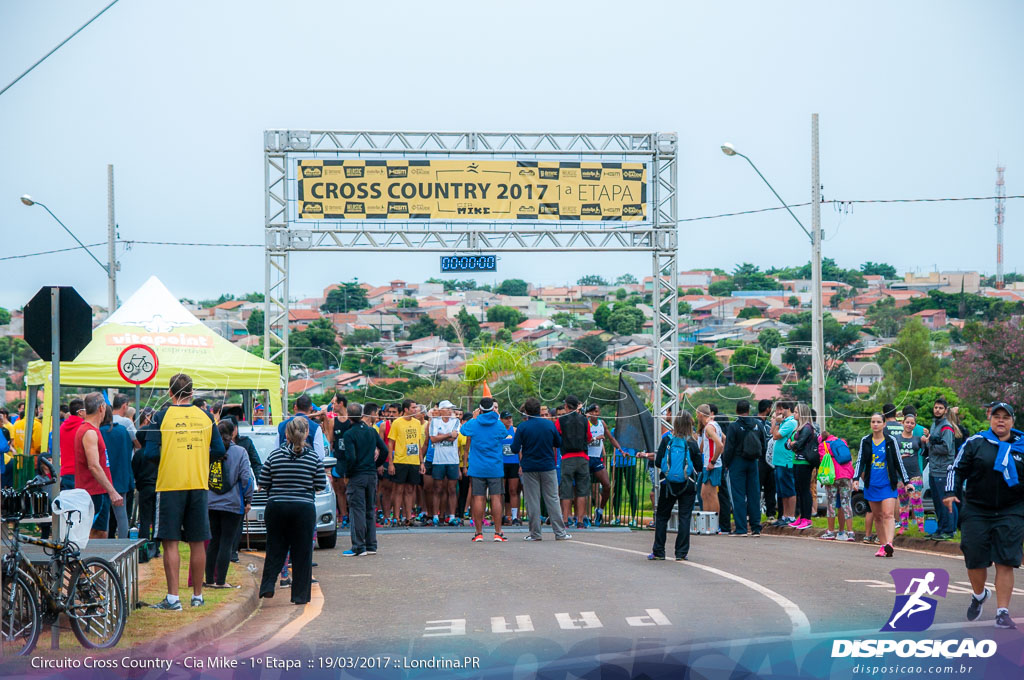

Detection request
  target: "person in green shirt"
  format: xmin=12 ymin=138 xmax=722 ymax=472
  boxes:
xmin=770 ymin=401 xmax=797 ymax=526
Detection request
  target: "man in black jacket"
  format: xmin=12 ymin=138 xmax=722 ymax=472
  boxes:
xmin=723 ymin=400 xmax=764 ymax=536
xmin=342 ymin=403 xmax=390 ymax=557
xmin=756 ymin=399 xmax=777 ymax=520
xmin=944 ymin=402 xmax=1024 ymax=629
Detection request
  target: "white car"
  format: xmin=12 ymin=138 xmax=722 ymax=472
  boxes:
xmin=238 ymin=424 xmax=338 ymax=549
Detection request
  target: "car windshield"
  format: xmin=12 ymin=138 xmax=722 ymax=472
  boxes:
xmin=246 ymin=431 xmax=280 ymax=465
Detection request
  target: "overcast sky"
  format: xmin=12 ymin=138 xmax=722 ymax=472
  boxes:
xmin=1 ymin=0 xmax=1021 ymax=309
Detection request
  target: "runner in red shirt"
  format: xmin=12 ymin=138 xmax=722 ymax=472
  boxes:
xmin=74 ymin=393 xmax=123 ymax=539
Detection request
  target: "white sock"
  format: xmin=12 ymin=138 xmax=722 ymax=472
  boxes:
xmin=166 ymin=594 xmax=179 ymax=604
xmin=974 ymin=590 xmax=987 ymax=601
xmin=433 ymin=514 xmax=439 ymax=521
xmin=997 ymin=607 xmax=1008 ymax=615
xmin=511 ymin=508 xmax=518 ymax=519
xmin=193 ymin=593 xmax=203 ymax=602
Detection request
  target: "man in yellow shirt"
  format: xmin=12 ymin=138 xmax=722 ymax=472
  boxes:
xmin=143 ymin=373 xmax=225 ymax=611
xmin=387 ymin=399 xmax=425 ymax=525
xmin=12 ymin=407 xmax=42 ymax=455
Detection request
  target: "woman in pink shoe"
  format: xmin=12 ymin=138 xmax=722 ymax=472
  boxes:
xmin=855 ymin=413 xmax=909 ymax=557
xmin=786 ymin=404 xmax=820 ymax=530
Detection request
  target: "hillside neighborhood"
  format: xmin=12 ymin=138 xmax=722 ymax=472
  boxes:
xmin=4 ymin=263 xmax=1020 ymax=410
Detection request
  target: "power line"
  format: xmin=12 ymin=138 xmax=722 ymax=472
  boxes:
xmin=0 ymin=0 xmax=123 ymax=98
xmin=0 ymin=242 xmax=105 ymax=262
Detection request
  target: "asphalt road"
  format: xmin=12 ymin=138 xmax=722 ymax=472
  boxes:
xmin=217 ymin=526 xmax=1024 ymax=672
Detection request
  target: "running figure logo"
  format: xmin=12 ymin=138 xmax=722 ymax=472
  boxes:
xmin=881 ymin=568 xmax=949 ymax=632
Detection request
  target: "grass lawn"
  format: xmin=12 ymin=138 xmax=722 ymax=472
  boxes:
xmin=31 ymin=544 xmax=249 ymax=656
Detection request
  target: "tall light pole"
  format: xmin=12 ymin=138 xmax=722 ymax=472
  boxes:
xmin=20 ymin=192 xmax=118 ymax=315
xmin=721 ymin=113 xmax=826 ymax=432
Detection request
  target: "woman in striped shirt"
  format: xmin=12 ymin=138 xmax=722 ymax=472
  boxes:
xmin=258 ymin=417 xmax=326 ymax=605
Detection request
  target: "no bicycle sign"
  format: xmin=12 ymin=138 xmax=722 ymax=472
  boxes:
xmin=117 ymin=344 xmax=159 ymax=385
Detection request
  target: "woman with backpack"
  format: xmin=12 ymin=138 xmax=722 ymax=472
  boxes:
xmin=818 ymin=432 xmax=855 ymax=541
xmin=205 ymin=419 xmax=253 ymax=588
xmin=895 ymin=413 xmax=927 ymax=536
xmin=786 ymin=404 xmax=820 ymax=530
xmin=855 ymin=413 xmax=910 ymax=557
xmin=641 ymin=411 xmax=703 ymax=561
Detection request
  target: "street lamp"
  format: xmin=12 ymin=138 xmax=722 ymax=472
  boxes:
xmin=20 ymin=194 xmax=118 ymax=315
xmin=721 ymin=116 xmax=826 ymax=432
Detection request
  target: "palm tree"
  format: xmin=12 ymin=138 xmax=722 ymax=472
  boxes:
xmin=464 ymin=342 xmax=536 ymax=402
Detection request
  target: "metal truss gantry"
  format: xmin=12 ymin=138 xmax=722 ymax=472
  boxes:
xmin=264 ymin=130 xmax=679 ymax=429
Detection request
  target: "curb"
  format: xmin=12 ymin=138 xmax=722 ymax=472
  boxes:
xmin=137 ymin=568 xmax=261 ymax=657
xmin=759 ymin=524 xmax=962 ymax=556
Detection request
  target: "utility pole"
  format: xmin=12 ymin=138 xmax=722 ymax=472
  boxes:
xmin=810 ymin=114 xmax=826 ymax=433
xmin=107 ymin=164 xmax=118 ymax=314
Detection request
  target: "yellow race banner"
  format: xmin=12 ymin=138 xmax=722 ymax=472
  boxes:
xmin=297 ymin=159 xmax=647 ymax=221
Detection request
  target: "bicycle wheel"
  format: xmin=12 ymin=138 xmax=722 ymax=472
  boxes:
xmin=1 ymin=569 xmax=41 ymax=656
xmin=67 ymin=557 xmax=126 ymax=649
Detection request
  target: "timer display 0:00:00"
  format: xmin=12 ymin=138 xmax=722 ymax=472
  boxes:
xmin=440 ymin=255 xmax=497 ymax=272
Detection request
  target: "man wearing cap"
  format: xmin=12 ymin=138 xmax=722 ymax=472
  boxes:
xmin=427 ymin=401 xmax=461 ymax=526
xmin=944 ymin=402 xmax=1024 ymax=629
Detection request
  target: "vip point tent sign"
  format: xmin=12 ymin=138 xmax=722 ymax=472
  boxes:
xmin=296 ymin=159 xmax=647 ymax=221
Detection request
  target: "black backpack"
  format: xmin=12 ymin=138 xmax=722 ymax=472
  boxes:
xmin=739 ymin=420 xmax=764 ymax=461
xmin=559 ymin=413 xmax=589 ymax=453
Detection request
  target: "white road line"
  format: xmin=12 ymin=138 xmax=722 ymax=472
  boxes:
xmin=571 ymin=539 xmax=812 ymax=635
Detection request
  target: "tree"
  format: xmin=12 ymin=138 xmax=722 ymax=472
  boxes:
xmin=495 ymin=279 xmax=528 ymax=296
xmin=732 ymin=263 xmax=777 ymax=291
xmin=0 ymin=336 xmax=37 ymax=371
xmin=684 ymin=288 xmax=703 ymax=295
xmin=615 ymin=288 xmax=627 ymax=301
xmin=949 ymin=319 xmax=1024 ymax=426
xmin=782 ymin=313 xmax=862 ymax=378
xmin=904 ymin=289 xmax=1023 ymax=321
xmin=397 ymin=297 xmax=419 ymax=308
xmin=551 ymin=312 xmax=579 ymax=328
xmin=321 ymin=281 xmax=368 ymax=313
xmin=860 ymin=262 xmax=897 ymax=279
xmin=615 ymin=273 xmax=638 ymax=285
xmin=454 ymin=307 xmax=481 ymax=342
xmin=495 ymin=328 xmax=513 ymax=343
xmin=678 ymin=301 xmax=692 ymax=315
xmin=865 ymin=296 xmax=907 ymax=337
xmin=406 ymin=316 xmax=438 ymax=340
xmin=879 ymin=317 xmax=945 ymax=397
xmin=246 ymin=309 xmax=264 ymax=336
xmin=729 ymin=346 xmax=779 ymax=384
xmin=594 ymin=303 xmax=612 ymax=331
xmin=607 ymin=306 xmax=645 ymax=335
xmin=708 ymin=279 xmax=737 ymax=297
xmin=787 ymin=295 xmax=800 ymax=307
xmin=780 ymin=377 xmax=854 ymax=409
xmin=679 ymin=345 xmax=724 ymax=384
xmin=343 ymin=328 xmax=380 ymax=345
xmin=577 ymin=274 xmax=609 ymax=286
xmin=683 ymin=386 xmax=755 ymax=415
xmin=486 ymin=305 xmax=527 ymax=329
xmin=557 ymin=334 xmax=609 ymax=366
xmin=0 ymin=307 xmax=11 ymax=325
xmin=758 ymin=328 xmax=783 ymax=352
xmin=289 ymin=317 xmax=339 ymax=367
xmin=737 ymin=307 xmax=762 ymax=319
xmin=426 ymin=277 xmax=458 ymax=293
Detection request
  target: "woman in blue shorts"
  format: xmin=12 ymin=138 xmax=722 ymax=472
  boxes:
xmin=855 ymin=413 xmax=909 ymax=558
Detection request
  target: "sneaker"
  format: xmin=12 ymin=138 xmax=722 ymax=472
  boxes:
xmin=995 ymin=610 xmax=1016 ymax=629
xmin=432 ymin=516 xmax=439 ymax=527
xmin=835 ymin=531 xmax=847 ymax=541
xmin=791 ymin=519 xmax=811 ymax=530
xmin=675 ymin=556 xmax=687 ymax=561
xmin=883 ymin=543 xmax=894 ymax=557
xmin=483 ymin=519 xmax=492 ymax=527
xmin=647 ymin=553 xmax=665 ymax=560
xmin=751 ymin=530 xmax=762 ymax=537
xmin=862 ymin=534 xmax=874 ymax=544
xmin=844 ymin=533 xmax=856 ymax=542
xmin=512 ymin=517 xmax=522 ymax=526
xmin=968 ymin=589 xmax=990 ymax=622
xmin=595 ymin=509 xmax=603 ymax=525
xmin=729 ymin=531 xmax=749 ymax=537
xmin=941 ymin=533 xmax=958 ymax=542
xmin=772 ymin=518 xmax=791 ymax=527
xmin=524 ymin=535 xmax=542 ymax=541
xmin=341 ymin=515 xmax=349 ymax=528
xmin=556 ymin=533 xmax=573 ymax=541
xmin=819 ymin=530 xmax=837 ymax=540
xmin=190 ymin=595 xmax=204 ymax=607
xmin=472 ymin=534 xmax=484 ymax=542
xmin=493 ymin=532 xmax=508 ymax=542
xmin=874 ymin=546 xmax=887 ymax=557
xmin=151 ymin=596 xmax=182 ymax=611
xmin=582 ymin=516 xmax=592 ymax=528
xmin=342 ymin=549 xmax=363 ymax=557
xmin=280 ymin=578 xmax=292 ymax=588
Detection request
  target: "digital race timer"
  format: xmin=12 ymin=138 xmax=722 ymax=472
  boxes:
xmin=440 ymin=255 xmax=497 ymax=272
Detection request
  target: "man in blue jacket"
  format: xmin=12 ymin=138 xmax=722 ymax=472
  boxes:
xmin=461 ymin=397 xmax=508 ymax=542
xmin=511 ymin=398 xmax=571 ymax=541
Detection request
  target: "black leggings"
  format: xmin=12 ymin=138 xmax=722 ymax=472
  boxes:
xmin=456 ymin=473 xmax=470 ymax=517
xmin=206 ymin=510 xmax=243 ymax=585
xmin=795 ymin=464 xmax=814 ymax=521
xmin=260 ymin=500 xmax=315 ymax=604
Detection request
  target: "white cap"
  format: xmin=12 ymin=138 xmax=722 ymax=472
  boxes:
xmin=438 ymin=400 xmax=455 ymax=409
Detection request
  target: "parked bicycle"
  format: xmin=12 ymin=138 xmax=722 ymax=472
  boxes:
xmin=1 ymin=479 xmax=127 ymax=656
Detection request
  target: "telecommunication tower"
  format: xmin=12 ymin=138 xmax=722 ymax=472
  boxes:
xmin=996 ymin=164 xmax=1005 ymax=289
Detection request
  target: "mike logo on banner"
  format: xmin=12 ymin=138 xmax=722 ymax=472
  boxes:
xmin=296 ymin=159 xmax=647 ymax=221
